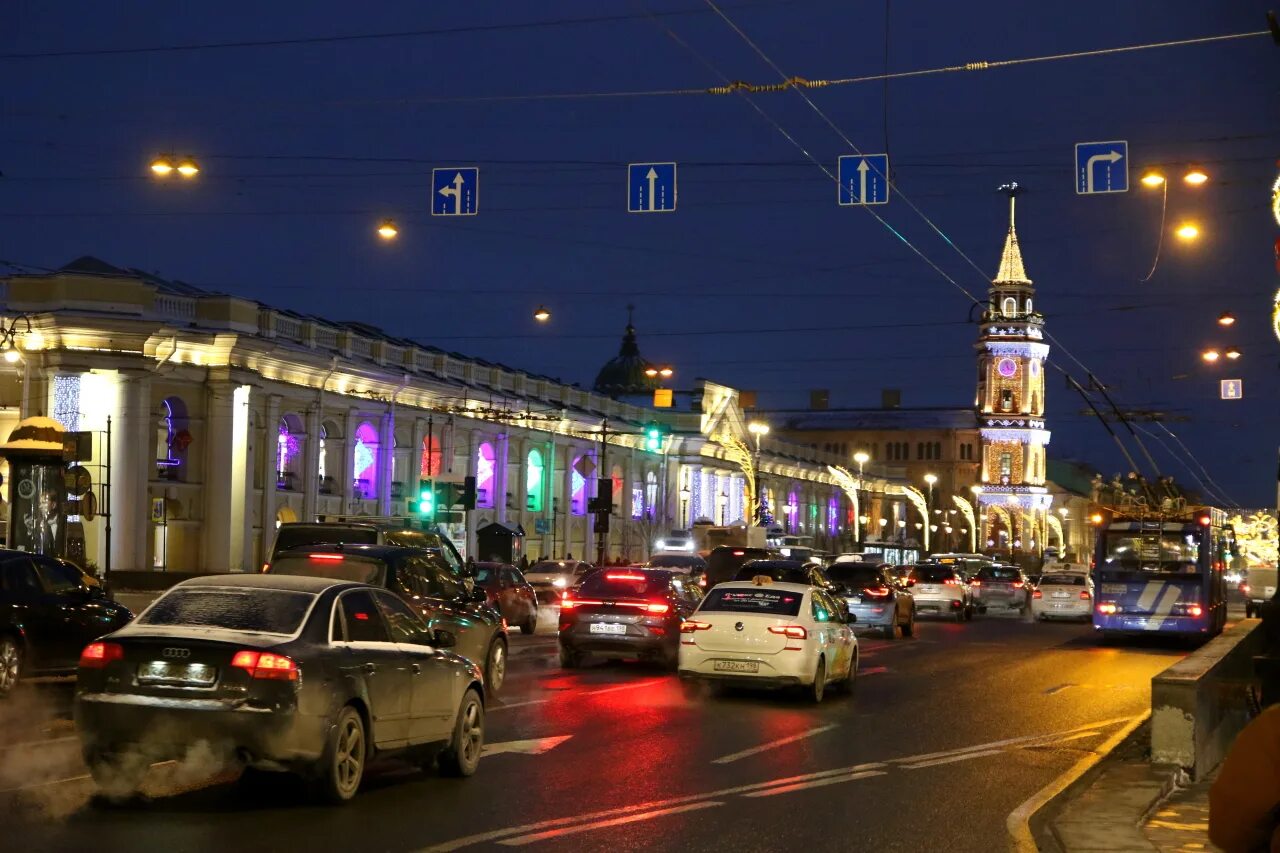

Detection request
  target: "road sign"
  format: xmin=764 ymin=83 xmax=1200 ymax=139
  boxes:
xmin=653 ymin=388 xmax=673 ymax=408
xmin=1221 ymin=379 xmax=1243 ymax=400
xmin=1075 ymin=141 xmax=1128 ymax=194
xmin=838 ymin=154 xmax=890 ymax=205
xmin=534 ymin=518 xmax=550 ymax=535
xmin=628 ymin=163 xmax=676 ymax=213
xmin=432 ymin=167 xmax=479 ymax=216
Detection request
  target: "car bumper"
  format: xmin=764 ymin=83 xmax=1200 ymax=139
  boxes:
xmin=677 ymin=670 xmax=801 ymax=690
xmin=560 ymin=631 xmax=672 ymax=657
xmin=1093 ymin=612 xmax=1210 ymax=634
xmin=846 ymin=601 xmax=895 ymax=627
xmin=913 ymin=596 xmax=965 ymax=614
xmin=75 ymin=693 xmax=329 ymax=767
xmin=678 ymin=647 xmax=816 ymax=685
xmin=1031 ymin=600 xmax=1090 ymax=618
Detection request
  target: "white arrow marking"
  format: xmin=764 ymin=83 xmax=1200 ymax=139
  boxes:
xmin=481 ymin=735 xmax=572 ymax=757
xmin=646 ymin=167 xmax=658 ymax=211
xmin=1084 ymin=150 xmax=1122 ymax=193
xmin=438 ymin=172 xmax=466 ymax=214
xmin=857 ymin=158 xmax=870 ymax=203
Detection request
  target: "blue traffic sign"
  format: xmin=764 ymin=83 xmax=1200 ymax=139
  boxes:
xmin=432 ymin=167 xmax=479 ymax=216
xmin=1075 ymin=141 xmax=1128 ymax=194
xmin=1220 ymin=379 xmax=1243 ymax=400
xmin=628 ymin=163 xmax=677 ymax=213
xmin=838 ymin=154 xmax=890 ymax=206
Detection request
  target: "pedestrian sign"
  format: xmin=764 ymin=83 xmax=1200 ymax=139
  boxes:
xmin=1075 ymin=141 xmax=1128 ymax=194
xmin=432 ymin=167 xmax=479 ymax=216
xmin=628 ymin=163 xmax=677 ymax=213
xmin=1220 ymin=379 xmax=1243 ymax=400
xmin=838 ymin=154 xmax=890 ymax=205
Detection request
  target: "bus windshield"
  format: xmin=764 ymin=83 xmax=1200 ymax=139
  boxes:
xmin=1101 ymin=531 xmax=1201 ymax=573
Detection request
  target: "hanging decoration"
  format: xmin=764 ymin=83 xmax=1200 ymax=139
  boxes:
xmin=900 ymin=485 xmax=929 ymax=551
xmin=952 ymin=494 xmax=977 ymax=552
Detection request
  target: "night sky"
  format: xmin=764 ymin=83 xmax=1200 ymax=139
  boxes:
xmin=3 ymin=2 xmax=1277 ymax=506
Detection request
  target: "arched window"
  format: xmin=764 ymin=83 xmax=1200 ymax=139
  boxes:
xmin=319 ymin=420 xmax=341 ymax=495
xmin=476 ymin=442 xmax=496 ymax=508
xmin=917 ymin=442 xmax=925 ymax=460
xmin=352 ymin=422 xmax=379 ymax=500
xmin=421 ymin=434 xmax=443 ymax=478
xmin=827 ymin=496 xmax=839 ymax=533
xmin=1026 ymin=298 xmax=1033 ymax=315
xmin=1002 ymin=296 xmax=1017 ymax=317
xmin=156 ymin=397 xmax=190 ymax=482
xmin=277 ymin=414 xmax=305 ymax=491
xmin=526 ymin=449 xmax=544 ymax=512
xmin=934 ymin=441 xmax=942 ymax=460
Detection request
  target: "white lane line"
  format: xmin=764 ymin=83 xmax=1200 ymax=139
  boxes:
xmin=489 ymin=698 xmax=550 ymax=711
xmin=742 ymin=769 xmax=885 ymax=798
xmin=482 ymin=736 xmax=572 ymax=758
xmin=496 ymin=801 xmax=724 ymax=846
xmin=860 ymin=666 xmax=889 ymax=676
xmin=0 ymin=773 xmax=90 ymax=794
xmin=711 ymin=724 xmax=838 ymax=765
xmin=901 ymin=748 xmax=1007 ymax=769
xmin=418 ymin=715 xmax=1136 ymax=852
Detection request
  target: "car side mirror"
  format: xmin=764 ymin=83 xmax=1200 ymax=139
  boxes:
xmin=433 ymin=628 xmax=457 ymax=649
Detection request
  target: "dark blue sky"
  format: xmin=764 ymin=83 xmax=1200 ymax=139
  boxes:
xmin=3 ymin=2 xmax=1277 ymax=505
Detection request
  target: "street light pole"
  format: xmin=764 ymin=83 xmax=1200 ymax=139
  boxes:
xmin=747 ymin=421 xmax=769 ymax=526
xmin=923 ymin=473 xmax=938 ymax=557
xmin=853 ymin=451 xmax=869 ymax=549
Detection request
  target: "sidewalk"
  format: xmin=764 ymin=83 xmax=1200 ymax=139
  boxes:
xmin=1043 ymin=720 xmax=1220 ymax=852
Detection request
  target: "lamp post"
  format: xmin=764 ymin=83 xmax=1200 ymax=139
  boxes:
xmin=747 ymin=421 xmax=769 ymax=525
xmin=853 ymin=451 xmax=869 ymax=547
xmin=970 ymin=484 xmax=984 ymax=553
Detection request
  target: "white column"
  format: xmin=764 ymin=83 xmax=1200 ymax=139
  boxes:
xmin=495 ymin=432 xmax=510 ymax=524
xmin=109 ymin=371 xmax=152 ymax=572
xmin=378 ymin=406 xmax=395 ymax=515
xmin=342 ymin=408 xmax=359 ymax=513
xmin=560 ymin=443 xmax=576 ymax=559
xmin=260 ymin=393 xmax=281 ymax=560
xmin=302 ymin=403 xmax=321 ymax=522
xmin=203 ymin=381 xmax=249 ymax=573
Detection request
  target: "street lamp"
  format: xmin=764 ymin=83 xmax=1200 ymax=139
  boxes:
xmin=853 ymin=451 xmax=869 ymax=547
xmin=533 ymin=305 xmax=551 ymax=323
xmin=150 ymin=154 xmax=199 ymax=179
xmin=376 ymin=219 xmax=399 ymax=240
xmin=1218 ymin=312 xmax=1236 ymax=327
xmin=1225 ymin=348 xmax=1242 ymax=360
xmin=1201 ymin=349 xmax=1221 ymax=363
xmin=1184 ymin=167 xmax=1209 ymax=186
xmin=645 ymin=365 xmax=674 ymax=379
xmin=1175 ymin=223 xmax=1200 ymax=241
xmin=747 ymin=421 xmax=770 ymax=525
xmin=1140 ymin=170 xmax=1166 ymax=188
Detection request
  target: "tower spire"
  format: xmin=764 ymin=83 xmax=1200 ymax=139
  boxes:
xmin=994 ymin=182 xmax=1030 ymax=285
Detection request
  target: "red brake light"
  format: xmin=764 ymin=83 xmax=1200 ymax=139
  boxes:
xmin=1079 ymin=590 xmax=1091 ymax=600
xmin=1098 ymin=602 xmax=1118 ymax=615
xmin=605 ymin=572 xmax=647 ymax=582
xmin=1241 ymin=583 xmax=1251 ymax=595
xmin=732 ymin=550 xmax=745 ymax=556
xmin=1032 ymin=589 xmax=1042 ymax=599
xmin=943 ymin=578 xmax=959 ymax=586
xmin=970 ymin=579 xmax=981 ymax=587
xmin=560 ymin=594 xmax=576 ymax=609
xmin=768 ymin=625 xmax=808 ymax=640
xmin=1198 ymin=516 xmax=1211 ymax=526
xmin=309 ymin=553 xmax=345 ymax=562
xmin=231 ymin=650 xmax=298 ymax=681
xmin=79 ymin=642 xmax=123 ymax=669
xmin=646 ymin=602 xmax=671 ymax=614
xmin=862 ymin=586 xmax=891 ymax=598
xmin=680 ymin=620 xmax=712 ymax=634
xmin=1011 ymin=581 xmax=1025 ymax=589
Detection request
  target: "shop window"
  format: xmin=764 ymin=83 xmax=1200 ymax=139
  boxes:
xmin=476 ymin=442 xmax=496 ymax=508
xmin=352 ymin=423 xmax=379 ymax=500
xmin=526 ymin=449 xmax=544 ymax=512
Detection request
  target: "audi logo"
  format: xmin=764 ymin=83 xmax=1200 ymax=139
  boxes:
xmin=162 ymin=648 xmax=190 ymax=659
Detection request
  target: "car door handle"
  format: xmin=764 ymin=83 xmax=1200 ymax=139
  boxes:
xmin=410 ymin=663 xmax=421 ymax=675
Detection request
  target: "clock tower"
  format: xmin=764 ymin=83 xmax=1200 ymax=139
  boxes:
xmin=975 ymin=184 xmax=1052 ymax=554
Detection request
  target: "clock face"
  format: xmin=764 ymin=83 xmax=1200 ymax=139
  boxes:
xmin=997 ymin=358 xmax=1018 ymax=378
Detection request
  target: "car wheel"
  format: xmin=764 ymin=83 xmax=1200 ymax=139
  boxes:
xmin=1246 ymin=604 xmax=1255 ymax=619
xmin=0 ymin=636 xmax=22 ymax=696
xmin=521 ymin=608 xmax=538 ymax=635
xmin=835 ymin=651 xmax=858 ymax=693
xmin=954 ymin=606 xmax=966 ymax=623
xmin=558 ymin=646 xmax=580 ymax=669
xmin=977 ymin=606 xmax=988 ymax=615
xmin=880 ymin=619 xmax=897 ymax=640
xmin=439 ymin=688 xmax=484 ymax=778
xmin=809 ymin=657 xmax=826 ymax=703
xmin=902 ymin=610 xmax=915 ymax=638
xmin=313 ymin=705 xmax=366 ymax=804
xmin=484 ymin=639 xmax=507 ymax=693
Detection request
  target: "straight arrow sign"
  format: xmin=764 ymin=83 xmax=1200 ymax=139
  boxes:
xmin=481 ymin=735 xmax=572 ymax=757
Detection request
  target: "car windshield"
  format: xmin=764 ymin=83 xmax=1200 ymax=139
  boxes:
xmin=474 ymin=566 xmax=498 ymax=583
xmin=140 ymin=588 xmax=315 ymax=634
xmin=977 ymin=567 xmax=1022 ymax=581
xmin=1040 ymin=575 xmax=1087 ymax=587
xmin=825 ymin=564 xmax=884 ymax=586
xmin=578 ymin=570 xmax=667 ymax=598
xmin=268 ymin=555 xmax=387 ymax=585
xmin=698 ymin=587 xmax=804 ymax=617
xmin=1102 ymin=531 xmax=1202 ymax=573
xmin=912 ymin=566 xmax=955 ymax=583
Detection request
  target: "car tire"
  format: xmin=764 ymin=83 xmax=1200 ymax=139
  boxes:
xmin=0 ymin=636 xmax=22 ymax=696
xmin=558 ymin=646 xmax=580 ymax=669
xmin=484 ymin=639 xmax=507 ymax=694
xmin=954 ymin=606 xmax=966 ymax=623
xmin=977 ymin=606 xmax=988 ymax=615
xmin=1246 ymin=604 xmax=1255 ymax=619
xmin=438 ymin=688 xmax=484 ymax=778
xmin=834 ymin=651 xmax=858 ymax=693
xmin=521 ymin=608 xmax=538 ymax=635
xmin=313 ymin=705 xmax=366 ymax=804
xmin=809 ymin=657 xmax=827 ymax=703
xmin=881 ymin=621 xmax=896 ymax=640
xmin=902 ymin=610 xmax=915 ymax=637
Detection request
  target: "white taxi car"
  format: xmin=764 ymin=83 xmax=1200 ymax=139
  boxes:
xmin=1031 ymin=572 xmax=1092 ymax=621
xmin=677 ymin=579 xmax=857 ymax=702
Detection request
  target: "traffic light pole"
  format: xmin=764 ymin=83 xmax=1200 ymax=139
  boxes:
xmin=596 ymin=418 xmax=608 ymax=567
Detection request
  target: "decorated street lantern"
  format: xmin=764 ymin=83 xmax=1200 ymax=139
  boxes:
xmin=0 ymin=417 xmax=69 ymax=557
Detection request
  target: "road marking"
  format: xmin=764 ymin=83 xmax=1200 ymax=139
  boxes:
xmin=711 ymin=724 xmax=837 ymax=765
xmin=490 ymin=678 xmax=663 ymax=712
xmin=742 ymin=768 xmax=885 ymax=797
xmin=0 ymin=773 xmax=90 ymax=794
xmin=421 ymin=716 xmax=1135 ymax=852
xmin=1044 ymin=683 xmax=1076 ymax=695
xmin=482 ymin=736 xmax=572 ymax=758
xmin=489 ymin=698 xmax=550 ymax=711
xmin=496 ymin=801 xmax=724 ymax=846
xmin=902 ymin=748 xmax=1007 ymax=769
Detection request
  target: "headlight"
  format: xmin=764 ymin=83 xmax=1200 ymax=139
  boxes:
xmin=552 ymin=577 xmax=568 ymax=588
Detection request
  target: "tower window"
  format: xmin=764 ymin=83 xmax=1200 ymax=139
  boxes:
xmin=1000 ymin=388 xmax=1013 ymax=411
xmin=999 ymin=452 xmax=1013 ymax=478
xmin=1026 ymin=298 xmax=1033 ymax=315
xmin=1002 ymin=296 xmax=1017 ymax=317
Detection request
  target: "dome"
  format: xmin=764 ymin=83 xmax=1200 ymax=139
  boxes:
xmin=593 ymin=321 xmax=658 ymax=397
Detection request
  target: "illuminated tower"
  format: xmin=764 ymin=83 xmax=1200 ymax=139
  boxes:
xmin=975 ymin=184 xmax=1052 ymax=554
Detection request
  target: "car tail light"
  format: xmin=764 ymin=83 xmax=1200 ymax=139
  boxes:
xmin=1097 ymin=602 xmax=1117 ymax=615
xmin=79 ymin=642 xmax=124 ymax=669
xmin=1188 ymin=604 xmax=1203 ymax=617
xmin=697 ymin=576 xmax=707 ymax=588
xmin=1241 ymin=583 xmax=1250 ymax=595
xmin=970 ymin=579 xmax=981 ymax=587
xmin=732 ymin=550 xmax=745 ymax=556
xmin=1011 ymin=581 xmax=1025 ymax=589
xmin=560 ymin=594 xmax=576 ymax=609
xmin=1032 ymin=590 xmax=1043 ymax=599
xmin=1079 ymin=590 xmax=1091 ymax=600
xmin=862 ymin=586 xmax=891 ymax=598
xmin=944 ymin=578 xmax=960 ymax=586
xmin=309 ymin=553 xmax=344 ymax=562
xmin=646 ymin=602 xmax=671 ymax=614
xmin=231 ymin=650 xmax=299 ymax=681
xmin=767 ymin=625 xmax=807 ymax=640
xmin=605 ymin=572 xmax=647 ymax=582
xmin=680 ymin=621 xmax=712 ymax=634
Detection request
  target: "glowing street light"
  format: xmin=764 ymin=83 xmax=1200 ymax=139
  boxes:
xmin=644 ymin=364 xmax=674 ymax=379
xmin=1201 ymin=349 xmax=1221 ymax=363
xmin=1183 ymin=167 xmax=1208 ymax=186
xmin=1140 ymin=170 xmax=1166 ymax=188
xmin=150 ymin=156 xmax=175 ymax=177
xmin=1218 ymin=312 xmax=1236 ymax=327
xmin=533 ymin=305 xmax=551 ymax=323
xmin=2 ymin=344 xmax=19 ymax=364
xmin=176 ymin=158 xmax=200 ymax=178
xmin=1225 ymin=348 xmax=1242 ymax=360
xmin=376 ymin=219 xmax=399 ymax=240
xmin=1175 ymin=223 xmax=1200 ymax=241
xmin=150 ymin=154 xmax=199 ymax=179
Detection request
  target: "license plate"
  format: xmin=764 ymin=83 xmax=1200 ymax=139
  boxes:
xmin=713 ymin=660 xmax=759 ymax=673
xmin=589 ymin=622 xmax=627 ymax=635
xmin=1052 ymin=591 xmax=1070 ymax=598
xmin=1102 ymin=584 xmax=1127 ymax=594
xmin=137 ymin=661 xmax=217 ymax=685
xmin=919 ymin=585 xmax=939 ymax=593
xmin=1052 ymin=603 xmax=1072 ymax=609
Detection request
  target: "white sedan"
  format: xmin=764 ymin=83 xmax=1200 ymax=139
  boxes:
xmin=1031 ymin=573 xmax=1092 ymax=621
xmin=677 ymin=580 xmax=857 ymax=702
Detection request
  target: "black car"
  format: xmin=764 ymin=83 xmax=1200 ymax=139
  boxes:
xmin=558 ymin=568 xmax=703 ymax=669
xmin=733 ymin=559 xmax=841 ymax=594
xmin=269 ymin=521 xmax=468 ymax=579
xmin=75 ymin=575 xmax=485 ymax=803
xmin=266 ymin=544 xmax=509 ymax=693
xmin=0 ymin=551 xmax=132 ymax=694
xmin=703 ymin=546 xmax=781 ymax=589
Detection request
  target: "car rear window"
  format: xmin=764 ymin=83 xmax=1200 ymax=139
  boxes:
xmin=1039 ymin=575 xmax=1087 ymax=587
xmin=274 ymin=526 xmax=378 ymax=555
xmin=977 ymin=567 xmax=1023 ymax=581
xmin=141 ymin=588 xmax=315 ymax=634
xmin=698 ymin=588 xmax=804 ymax=617
xmin=826 ymin=565 xmax=883 ymax=586
xmin=734 ymin=561 xmax=806 ymax=581
xmin=912 ymin=566 xmax=955 ymax=583
xmin=647 ymin=554 xmax=707 ymax=570
xmin=578 ymin=571 xmax=667 ymax=598
xmin=267 ymin=555 xmax=387 ymax=586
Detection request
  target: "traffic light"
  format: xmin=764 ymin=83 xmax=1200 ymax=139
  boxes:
xmin=416 ymin=479 xmax=435 ymax=518
xmin=459 ymin=475 xmax=477 ymax=510
xmin=643 ymin=422 xmax=668 ymax=452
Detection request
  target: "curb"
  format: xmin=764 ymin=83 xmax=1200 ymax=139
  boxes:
xmin=1006 ymin=712 xmax=1150 ymax=852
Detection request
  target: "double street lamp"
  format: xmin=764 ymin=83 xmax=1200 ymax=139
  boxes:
xmin=747 ymin=421 xmax=769 ymax=525
xmin=853 ymin=450 xmax=869 ymax=546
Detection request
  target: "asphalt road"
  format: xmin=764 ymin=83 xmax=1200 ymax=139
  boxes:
xmin=3 ymin=608 xmax=1195 ymax=853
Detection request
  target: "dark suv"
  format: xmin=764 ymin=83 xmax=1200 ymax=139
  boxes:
xmin=703 ymin=546 xmax=780 ymax=589
xmin=266 ymin=544 xmax=509 ymax=692
xmin=558 ymin=568 xmax=703 ymax=670
xmin=1 ymin=551 xmax=132 ymax=694
xmin=733 ymin=559 xmax=841 ymax=594
xmin=269 ymin=521 xmax=467 ymax=578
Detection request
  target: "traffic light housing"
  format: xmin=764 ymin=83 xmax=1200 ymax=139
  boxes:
xmin=643 ymin=421 xmax=669 ymax=453
xmin=459 ymin=475 xmax=477 ymax=510
xmin=415 ymin=479 xmax=435 ymax=518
